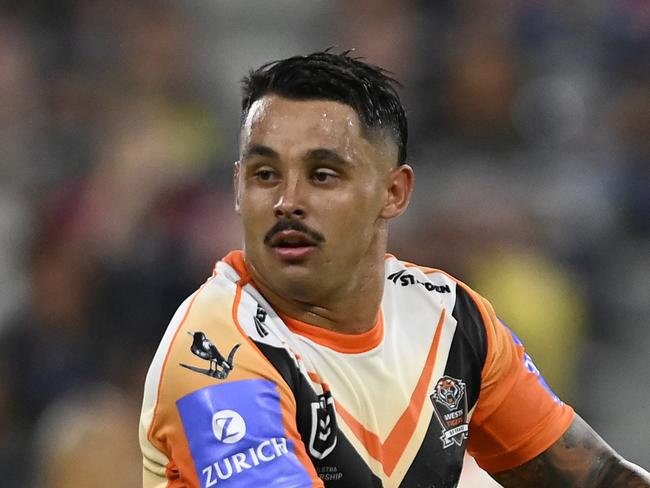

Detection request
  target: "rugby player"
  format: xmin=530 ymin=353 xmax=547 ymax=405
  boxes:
xmin=139 ymin=51 xmax=650 ymax=487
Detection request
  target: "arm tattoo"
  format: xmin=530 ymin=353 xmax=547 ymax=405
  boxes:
xmin=490 ymin=414 xmax=650 ymax=487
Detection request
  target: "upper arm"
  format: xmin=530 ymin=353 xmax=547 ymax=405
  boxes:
xmin=465 ymin=295 xmax=574 ymax=472
xmin=140 ymin=284 xmax=320 ymax=488
xmin=491 ymin=414 xmax=650 ymax=487
xmin=460 ymin=291 xmax=650 ymax=487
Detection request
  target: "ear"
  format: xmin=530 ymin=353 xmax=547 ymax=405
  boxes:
xmin=380 ymin=164 xmax=414 ymax=220
xmin=233 ymin=161 xmax=242 ymax=214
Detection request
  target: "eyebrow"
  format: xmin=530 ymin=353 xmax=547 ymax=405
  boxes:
xmin=304 ymin=148 xmax=354 ymax=167
xmin=242 ymin=145 xmax=355 ymax=167
xmin=242 ymin=144 xmax=279 ymax=160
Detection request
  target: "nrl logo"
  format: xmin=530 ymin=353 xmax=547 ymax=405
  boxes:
xmin=179 ymin=331 xmax=240 ymax=380
xmin=430 ymin=376 xmax=469 ymax=448
xmin=309 ymin=392 xmax=337 ymax=460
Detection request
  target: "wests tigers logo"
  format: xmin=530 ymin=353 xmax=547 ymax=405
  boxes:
xmin=433 ymin=377 xmax=465 ymax=410
xmin=430 ymin=376 xmax=469 ymax=448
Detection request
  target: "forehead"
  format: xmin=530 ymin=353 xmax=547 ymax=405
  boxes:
xmin=240 ymin=95 xmax=371 ymax=157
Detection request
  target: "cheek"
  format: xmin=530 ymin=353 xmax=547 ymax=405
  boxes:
xmin=332 ymin=174 xmax=382 ymax=206
xmin=347 ymin=179 xmax=385 ymax=216
xmin=319 ymin=184 xmax=383 ymax=234
xmin=239 ymin=195 xmax=271 ymax=235
xmin=240 ymin=186 xmax=273 ymax=216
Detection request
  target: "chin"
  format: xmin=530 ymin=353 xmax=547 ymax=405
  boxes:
xmin=274 ymin=263 xmax=322 ymax=297
xmin=275 ymin=260 xmax=317 ymax=278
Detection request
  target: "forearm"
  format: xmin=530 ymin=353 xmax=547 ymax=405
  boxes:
xmin=596 ymin=458 xmax=650 ymax=487
xmin=491 ymin=414 xmax=650 ymax=487
xmin=493 ymin=456 xmax=650 ymax=487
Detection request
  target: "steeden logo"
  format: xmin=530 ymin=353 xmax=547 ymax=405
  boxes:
xmin=212 ymin=409 xmax=246 ymax=444
xmin=387 ymin=270 xmax=451 ymax=293
xmin=254 ymin=304 xmax=269 ymax=337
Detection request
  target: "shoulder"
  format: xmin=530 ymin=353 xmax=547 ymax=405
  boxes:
xmin=384 ymin=254 xmax=490 ymax=344
xmin=139 ymin=266 xmax=319 ymax=487
xmin=145 ymin=273 xmax=239 ymax=383
xmin=140 ymin=273 xmax=241 ymax=431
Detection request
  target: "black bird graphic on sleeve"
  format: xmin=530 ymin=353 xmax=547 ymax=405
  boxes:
xmin=179 ymin=331 xmax=240 ymax=380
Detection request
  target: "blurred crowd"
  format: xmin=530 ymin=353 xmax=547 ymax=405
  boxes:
xmin=0 ymin=0 xmax=648 ymax=486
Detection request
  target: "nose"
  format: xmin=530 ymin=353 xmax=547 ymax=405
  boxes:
xmin=274 ymin=173 xmax=306 ymax=219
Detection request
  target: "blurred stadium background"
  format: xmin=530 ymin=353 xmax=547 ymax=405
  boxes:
xmin=0 ymin=0 xmax=648 ymax=486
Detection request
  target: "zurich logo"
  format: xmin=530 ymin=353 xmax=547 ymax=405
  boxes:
xmin=212 ymin=409 xmax=246 ymax=444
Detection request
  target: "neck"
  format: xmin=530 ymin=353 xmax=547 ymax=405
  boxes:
xmin=245 ymin=236 xmax=387 ymax=335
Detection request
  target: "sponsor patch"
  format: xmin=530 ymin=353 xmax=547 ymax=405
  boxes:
xmin=177 ymin=379 xmax=312 ymax=487
xmin=430 ymin=376 xmax=469 ymax=448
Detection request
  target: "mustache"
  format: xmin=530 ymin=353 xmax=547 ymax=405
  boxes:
xmin=263 ymin=219 xmax=325 ymax=245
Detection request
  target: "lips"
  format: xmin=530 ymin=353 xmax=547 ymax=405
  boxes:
xmin=269 ymin=230 xmax=318 ymax=248
xmin=268 ymin=230 xmax=319 ymax=261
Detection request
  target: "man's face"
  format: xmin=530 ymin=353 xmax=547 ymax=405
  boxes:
xmin=236 ymin=95 xmax=401 ymax=301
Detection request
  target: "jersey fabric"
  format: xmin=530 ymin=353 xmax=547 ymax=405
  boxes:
xmin=139 ymin=250 xmax=574 ymax=488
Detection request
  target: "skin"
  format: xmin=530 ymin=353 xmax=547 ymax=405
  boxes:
xmin=235 ymin=95 xmax=413 ymax=333
xmin=492 ymin=415 xmax=650 ymax=487
xmin=234 ymin=94 xmax=650 ymax=485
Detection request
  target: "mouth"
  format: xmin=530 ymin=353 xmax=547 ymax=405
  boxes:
xmin=268 ymin=230 xmax=319 ymax=261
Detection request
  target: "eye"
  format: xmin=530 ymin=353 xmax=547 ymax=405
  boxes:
xmin=312 ymin=169 xmax=337 ymax=183
xmin=255 ymin=168 xmax=277 ymax=182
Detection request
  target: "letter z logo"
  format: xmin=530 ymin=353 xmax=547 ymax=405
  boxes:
xmin=212 ymin=409 xmax=246 ymax=444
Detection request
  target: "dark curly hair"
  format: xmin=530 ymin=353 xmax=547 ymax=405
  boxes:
xmin=241 ymin=50 xmax=408 ymax=164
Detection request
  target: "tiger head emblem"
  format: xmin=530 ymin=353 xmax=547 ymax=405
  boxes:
xmin=433 ymin=377 xmax=466 ymax=411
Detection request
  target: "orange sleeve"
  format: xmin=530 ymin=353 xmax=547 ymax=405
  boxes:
xmin=466 ymin=296 xmax=575 ymax=473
